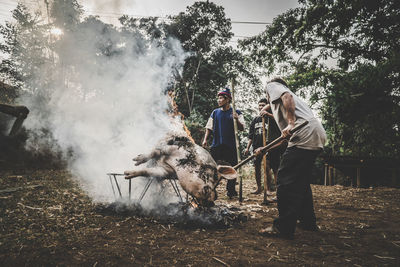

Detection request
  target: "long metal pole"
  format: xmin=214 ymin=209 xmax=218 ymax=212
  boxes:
xmin=230 ymin=80 xmax=242 ymax=202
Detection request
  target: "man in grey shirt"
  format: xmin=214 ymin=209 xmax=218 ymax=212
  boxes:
xmin=257 ymin=77 xmax=326 ymax=239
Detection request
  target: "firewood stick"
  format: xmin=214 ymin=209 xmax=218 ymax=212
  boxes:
xmin=212 ymin=256 xmax=230 ymax=267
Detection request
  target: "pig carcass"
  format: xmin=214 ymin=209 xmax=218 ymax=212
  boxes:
xmin=124 ymin=134 xmax=237 ymax=207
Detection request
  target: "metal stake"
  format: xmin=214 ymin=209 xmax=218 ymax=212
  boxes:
xmin=169 ymin=178 xmax=183 ymax=202
xmin=108 ymin=174 xmax=116 ymax=198
xmin=129 ymin=179 xmax=132 ymax=200
xmin=113 ymin=174 xmax=122 ymax=198
xmin=138 ymin=178 xmax=154 ymax=203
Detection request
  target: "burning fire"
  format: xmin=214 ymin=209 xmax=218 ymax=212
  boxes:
xmin=190 ymin=200 xmax=199 ymax=209
xmin=167 ymin=90 xmax=195 ymax=143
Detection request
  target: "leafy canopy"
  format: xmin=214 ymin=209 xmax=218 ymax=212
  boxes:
xmin=241 ymin=0 xmax=400 ymax=158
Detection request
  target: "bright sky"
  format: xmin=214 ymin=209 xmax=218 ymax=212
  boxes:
xmin=82 ymin=0 xmax=300 ymax=43
xmin=0 ymin=0 xmax=300 ymax=43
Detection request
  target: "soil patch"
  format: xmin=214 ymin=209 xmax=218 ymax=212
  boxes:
xmin=1 ymin=169 xmax=399 ymax=266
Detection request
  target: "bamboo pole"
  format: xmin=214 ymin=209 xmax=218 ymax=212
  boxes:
xmin=234 ymin=121 xmax=308 ymax=170
xmin=262 ymin=116 xmax=269 ymax=204
xmin=213 ymin=121 xmax=308 ymax=193
xmin=230 ymin=80 xmax=242 ymax=202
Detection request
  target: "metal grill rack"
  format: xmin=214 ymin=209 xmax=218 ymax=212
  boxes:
xmin=106 ymin=173 xmax=186 ymax=203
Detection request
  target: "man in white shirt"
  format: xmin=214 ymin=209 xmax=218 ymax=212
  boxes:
xmin=257 ymin=78 xmax=326 ymax=239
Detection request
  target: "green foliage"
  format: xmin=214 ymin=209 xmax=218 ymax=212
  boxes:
xmin=0 ymin=0 xmax=263 ymax=153
xmin=0 ymin=4 xmax=50 ymax=90
xmin=50 ymin=0 xmax=83 ymax=29
xmin=166 ymin=1 xmax=233 ymax=55
xmin=241 ymin=0 xmax=400 ymax=159
xmin=118 ymin=1 xmax=262 ymax=132
xmin=184 ymin=109 xmax=207 ymax=144
xmin=167 ymin=1 xmax=237 ymax=118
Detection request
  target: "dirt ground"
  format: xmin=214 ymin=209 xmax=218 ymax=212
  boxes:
xmin=0 ymin=169 xmax=399 ymax=266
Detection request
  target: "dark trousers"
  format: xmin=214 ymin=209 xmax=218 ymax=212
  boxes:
xmin=210 ymin=144 xmax=238 ymax=194
xmin=254 ymin=149 xmax=282 ymax=191
xmin=273 ymin=146 xmax=320 ymax=237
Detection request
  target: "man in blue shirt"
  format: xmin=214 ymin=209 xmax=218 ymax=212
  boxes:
xmin=202 ymin=88 xmax=245 ymax=198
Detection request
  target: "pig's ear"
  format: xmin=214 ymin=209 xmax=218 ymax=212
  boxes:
xmin=217 ymin=165 xmax=237 ymax=180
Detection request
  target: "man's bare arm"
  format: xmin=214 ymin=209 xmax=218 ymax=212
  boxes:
xmin=259 ymin=104 xmax=274 ymax=118
xmin=233 ymin=112 xmax=245 ymax=131
xmin=202 ymin=128 xmax=212 ymax=147
xmin=244 ymin=139 xmax=253 ymax=155
xmin=281 ymin=92 xmax=296 ymax=138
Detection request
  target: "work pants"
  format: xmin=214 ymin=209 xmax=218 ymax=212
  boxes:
xmin=210 ymin=144 xmax=238 ymax=195
xmin=273 ymin=146 xmax=320 ymax=237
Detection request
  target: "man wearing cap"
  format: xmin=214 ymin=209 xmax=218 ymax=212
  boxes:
xmin=256 ymin=78 xmax=326 ymax=239
xmin=202 ymin=88 xmax=245 ymax=198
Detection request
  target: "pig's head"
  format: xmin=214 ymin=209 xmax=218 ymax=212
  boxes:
xmin=193 ymin=164 xmax=238 ymax=207
xmin=196 ymin=184 xmax=217 ymax=207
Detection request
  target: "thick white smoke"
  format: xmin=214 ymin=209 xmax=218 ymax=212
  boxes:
xmin=18 ymin=14 xmax=187 ymax=203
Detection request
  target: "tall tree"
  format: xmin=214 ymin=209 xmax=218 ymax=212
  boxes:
xmin=241 ymin=0 xmax=400 ymax=159
xmin=166 ymin=1 xmax=234 ymax=117
xmin=0 ymin=4 xmax=51 ymax=92
xmin=119 ymin=1 xmax=262 ymax=144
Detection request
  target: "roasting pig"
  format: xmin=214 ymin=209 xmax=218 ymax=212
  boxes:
xmin=124 ymin=133 xmax=238 ymax=207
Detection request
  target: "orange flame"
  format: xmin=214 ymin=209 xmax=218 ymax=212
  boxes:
xmin=167 ymin=90 xmax=195 ymax=143
xmin=190 ymin=200 xmax=199 ymax=209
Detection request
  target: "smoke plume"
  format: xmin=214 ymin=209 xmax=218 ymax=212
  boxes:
xmin=17 ymin=5 xmax=186 ymax=204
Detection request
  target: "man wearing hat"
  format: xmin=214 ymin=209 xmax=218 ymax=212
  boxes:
xmin=202 ymin=88 xmax=245 ymax=198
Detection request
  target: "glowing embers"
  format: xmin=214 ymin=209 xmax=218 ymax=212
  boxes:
xmin=95 ymin=201 xmax=248 ymax=229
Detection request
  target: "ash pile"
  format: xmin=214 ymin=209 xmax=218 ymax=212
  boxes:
xmin=95 ymin=201 xmax=248 ymax=229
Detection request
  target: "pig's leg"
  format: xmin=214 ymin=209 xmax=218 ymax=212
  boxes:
xmin=133 ymin=146 xmax=178 ymax=166
xmin=133 ymin=149 xmax=164 ymax=166
xmin=132 ymin=154 xmax=151 ymax=166
xmin=125 ymin=164 xmax=174 ymax=179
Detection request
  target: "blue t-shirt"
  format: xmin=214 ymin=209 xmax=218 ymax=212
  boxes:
xmin=210 ymin=107 xmax=242 ymax=149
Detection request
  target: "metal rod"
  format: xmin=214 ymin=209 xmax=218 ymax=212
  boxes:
xmin=129 ymin=179 xmax=132 ymax=200
xmin=138 ymin=178 xmax=153 ymax=203
xmin=168 ymin=178 xmax=178 ymax=198
xmin=108 ymin=175 xmax=116 ymax=198
xmin=113 ymin=175 xmax=122 ymax=198
xmin=169 ymin=178 xmax=183 ymax=202
xmin=173 ymin=179 xmax=183 ymax=202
